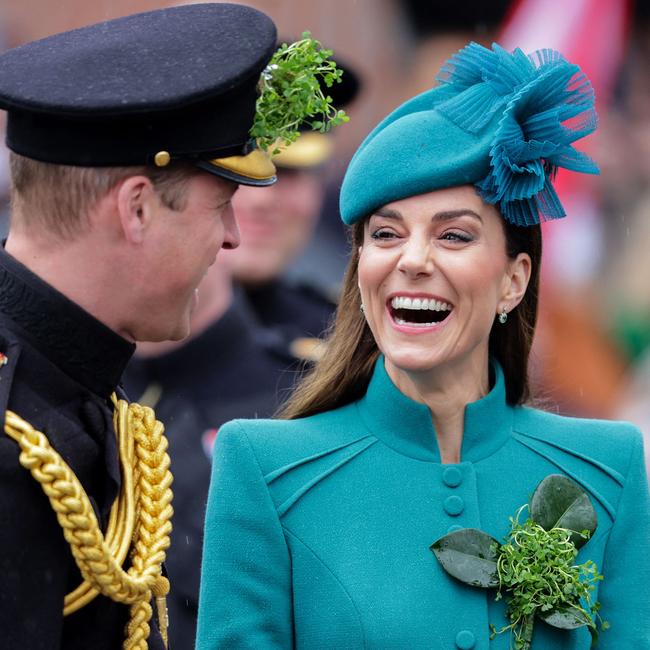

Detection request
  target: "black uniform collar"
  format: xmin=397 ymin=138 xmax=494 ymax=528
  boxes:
xmin=0 ymin=246 xmax=135 ymax=397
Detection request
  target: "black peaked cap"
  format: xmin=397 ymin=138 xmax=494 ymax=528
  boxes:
xmin=0 ymin=3 xmax=278 ymax=175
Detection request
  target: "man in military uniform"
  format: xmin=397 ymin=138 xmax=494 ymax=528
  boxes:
xmin=0 ymin=4 xmax=279 ymax=648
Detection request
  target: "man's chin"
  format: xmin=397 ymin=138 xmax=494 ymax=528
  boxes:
xmin=135 ymin=315 xmax=191 ymax=345
xmin=190 ymin=286 xmax=200 ymax=314
xmin=167 ymin=315 xmax=192 ymax=342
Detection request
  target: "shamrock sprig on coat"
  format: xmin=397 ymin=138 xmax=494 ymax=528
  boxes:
xmin=431 ymin=475 xmax=607 ymax=650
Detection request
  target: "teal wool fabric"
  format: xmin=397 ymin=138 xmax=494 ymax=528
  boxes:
xmin=197 ymin=359 xmax=650 ymax=649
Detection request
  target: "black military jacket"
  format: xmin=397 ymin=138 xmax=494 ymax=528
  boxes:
xmin=242 ymin=277 xmax=337 ymax=340
xmin=0 ymin=248 xmax=163 ymax=649
xmin=123 ymin=289 xmax=297 ymax=650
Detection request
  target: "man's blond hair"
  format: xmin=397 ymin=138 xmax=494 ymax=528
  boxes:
xmin=9 ymin=153 xmax=201 ymax=239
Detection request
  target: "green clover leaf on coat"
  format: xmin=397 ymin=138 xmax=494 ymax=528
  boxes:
xmin=431 ymin=475 xmax=606 ymax=650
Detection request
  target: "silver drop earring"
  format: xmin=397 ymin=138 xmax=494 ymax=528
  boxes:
xmin=498 ymin=307 xmax=508 ymax=324
xmin=360 ymin=303 xmax=365 ymax=314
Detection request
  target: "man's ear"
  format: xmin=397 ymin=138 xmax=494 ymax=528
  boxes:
xmin=501 ymin=252 xmax=532 ymax=310
xmin=116 ymin=175 xmax=157 ymax=244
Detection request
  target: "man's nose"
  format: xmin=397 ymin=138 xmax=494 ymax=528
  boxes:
xmin=222 ymin=206 xmax=241 ymax=250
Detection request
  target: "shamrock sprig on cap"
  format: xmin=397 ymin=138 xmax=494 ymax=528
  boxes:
xmin=251 ymin=32 xmax=349 ymax=153
xmin=431 ymin=475 xmax=607 ymax=650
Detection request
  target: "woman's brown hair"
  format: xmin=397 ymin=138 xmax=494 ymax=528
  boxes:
xmin=279 ymin=213 xmax=542 ymax=419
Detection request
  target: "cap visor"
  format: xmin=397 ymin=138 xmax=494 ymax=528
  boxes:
xmin=197 ymin=148 xmax=277 ymax=186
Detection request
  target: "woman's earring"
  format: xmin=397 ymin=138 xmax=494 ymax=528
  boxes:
xmin=360 ymin=303 xmax=365 ymax=314
xmin=498 ymin=307 xmax=508 ymax=324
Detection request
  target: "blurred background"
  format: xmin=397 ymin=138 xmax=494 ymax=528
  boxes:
xmin=0 ymin=0 xmax=648 ymax=445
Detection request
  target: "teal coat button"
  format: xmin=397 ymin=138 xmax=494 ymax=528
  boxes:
xmin=444 ymin=495 xmax=464 ymax=516
xmin=455 ymin=629 xmax=476 ymax=648
xmin=442 ymin=466 xmax=462 ymax=487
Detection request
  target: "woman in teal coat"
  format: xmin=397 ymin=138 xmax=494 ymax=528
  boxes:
xmin=197 ymin=43 xmax=650 ymax=649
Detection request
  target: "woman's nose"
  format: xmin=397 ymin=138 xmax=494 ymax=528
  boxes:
xmin=396 ymin=238 xmax=434 ymax=278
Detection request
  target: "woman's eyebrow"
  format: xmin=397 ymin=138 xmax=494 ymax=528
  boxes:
xmin=372 ymin=207 xmax=402 ymax=220
xmin=434 ymin=209 xmax=483 ymax=223
xmin=371 ymin=207 xmax=483 ymax=222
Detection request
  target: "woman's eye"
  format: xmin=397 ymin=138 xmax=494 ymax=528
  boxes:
xmin=441 ymin=231 xmax=473 ymax=243
xmin=370 ymin=229 xmax=398 ymax=241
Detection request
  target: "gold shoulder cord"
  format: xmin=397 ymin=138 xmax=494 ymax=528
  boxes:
xmin=4 ymin=395 xmax=173 ymax=649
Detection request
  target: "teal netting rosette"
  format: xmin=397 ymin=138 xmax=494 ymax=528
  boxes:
xmin=435 ymin=43 xmax=599 ymax=226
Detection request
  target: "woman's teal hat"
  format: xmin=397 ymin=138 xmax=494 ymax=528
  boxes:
xmin=340 ymin=42 xmax=599 ymax=227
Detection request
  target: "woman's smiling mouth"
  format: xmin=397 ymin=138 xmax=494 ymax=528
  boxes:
xmin=387 ymin=294 xmax=454 ymax=330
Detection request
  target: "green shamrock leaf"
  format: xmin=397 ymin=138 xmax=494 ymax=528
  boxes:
xmin=540 ymin=606 xmax=591 ymax=629
xmin=430 ymin=528 xmax=500 ymax=588
xmin=530 ymin=474 xmax=597 ymax=548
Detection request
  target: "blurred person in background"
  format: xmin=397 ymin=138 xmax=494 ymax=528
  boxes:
xmin=396 ymin=0 xmax=513 ymax=92
xmin=225 ymin=52 xmax=360 ymax=356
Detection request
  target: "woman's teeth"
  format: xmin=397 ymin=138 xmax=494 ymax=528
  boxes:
xmin=394 ymin=318 xmax=435 ymax=327
xmin=390 ymin=295 xmax=452 ymax=326
xmin=390 ymin=296 xmax=451 ymax=311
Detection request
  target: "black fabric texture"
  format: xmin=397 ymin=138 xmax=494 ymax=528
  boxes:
xmin=243 ymin=278 xmax=337 ymax=340
xmin=0 ymin=247 xmax=134 ymax=396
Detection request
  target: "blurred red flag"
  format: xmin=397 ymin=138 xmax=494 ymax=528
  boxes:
xmin=499 ymin=0 xmax=631 ymax=286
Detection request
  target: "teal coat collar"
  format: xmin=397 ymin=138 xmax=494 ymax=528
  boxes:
xmin=356 ymin=356 xmax=514 ymax=463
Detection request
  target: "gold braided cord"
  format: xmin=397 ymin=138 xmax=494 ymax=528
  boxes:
xmin=3 ymin=396 xmax=173 ymax=649
xmin=63 ymin=398 xmax=137 ymax=615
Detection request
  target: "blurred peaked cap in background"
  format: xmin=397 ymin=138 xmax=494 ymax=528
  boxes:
xmin=272 ymin=42 xmax=361 ymax=170
xmin=398 ymin=0 xmax=512 ymax=37
xmin=340 ymin=42 xmax=599 ymax=227
xmin=0 ymin=3 xmax=279 ymax=186
xmin=317 ymin=52 xmax=361 ymax=111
